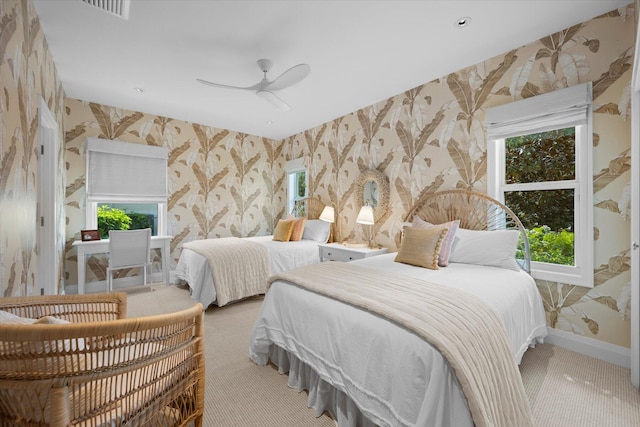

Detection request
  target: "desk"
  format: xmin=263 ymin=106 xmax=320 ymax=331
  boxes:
xmin=72 ymin=236 xmax=173 ymax=294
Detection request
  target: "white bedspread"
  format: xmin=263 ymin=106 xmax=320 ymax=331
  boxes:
xmin=249 ymin=254 xmax=547 ymax=426
xmin=174 ymin=236 xmax=320 ymax=307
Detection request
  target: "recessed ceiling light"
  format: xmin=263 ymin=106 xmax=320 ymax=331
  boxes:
xmin=134 ymin=87 xmax=144 ymax=93
xmin=455 ymin=16 xmax=472 ymax=28
xmin=266 ymin=121 xmax=273 ymax=125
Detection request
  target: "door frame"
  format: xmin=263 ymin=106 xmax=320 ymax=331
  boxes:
xmin=630 ymin=16 xmax=640 ymax=387
xmin=37 ymin=97 xmax=60 ymax=295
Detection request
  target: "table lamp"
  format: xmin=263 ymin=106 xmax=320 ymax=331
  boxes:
xmin=356 ymin=204 xmax=375 ymax=248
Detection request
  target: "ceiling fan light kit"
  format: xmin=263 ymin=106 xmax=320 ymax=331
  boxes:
xmin=197 ymin=59 xmax=310 ymax=111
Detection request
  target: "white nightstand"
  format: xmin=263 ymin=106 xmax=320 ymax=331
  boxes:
xmin=319 ymin=243 xmax=389 ymax=262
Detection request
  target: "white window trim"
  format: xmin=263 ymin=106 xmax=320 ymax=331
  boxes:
xmin=284 ymin=157 xmax=308 ymax=214
xmin=85 ymin=202 xmax=167 ymax=237
xmin=487 ymin=83 xmax=593 ymax=287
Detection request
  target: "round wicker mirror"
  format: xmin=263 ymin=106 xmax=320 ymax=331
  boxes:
xmin=355 ymin=169 xmax=389 ymax=222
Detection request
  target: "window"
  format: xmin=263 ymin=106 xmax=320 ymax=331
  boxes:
xmin=486 ymin=83 xmax=593 ymax=287
xmin=284 ymin=157 xmax=307 ymax=214
xmin=85 ymin=138 xmax=168 ymax=238
xmin=97 ymin=203 xmax=158 ymax=237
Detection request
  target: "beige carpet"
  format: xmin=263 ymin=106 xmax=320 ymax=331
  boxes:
xmin=129 ymin=285 xmax=640 ymax=427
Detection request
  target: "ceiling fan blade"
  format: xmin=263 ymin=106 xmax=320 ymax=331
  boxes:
xmin=196 ymin=78 xmax=262 ymax=91
xmin=256 ymin=90 xmax=291 ymax=112
xmin=264 ymin=63 xmax=310 ymax=91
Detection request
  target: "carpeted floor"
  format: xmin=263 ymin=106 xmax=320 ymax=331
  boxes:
xmin=128 ymin=284 xmax=640 ymax=427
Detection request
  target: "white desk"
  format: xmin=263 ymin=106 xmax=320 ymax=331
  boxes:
xmin=72 ymin=235 xmax=172 ymax=294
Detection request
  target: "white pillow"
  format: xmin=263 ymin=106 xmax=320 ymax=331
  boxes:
xmin=449 ymin=228 xmax=521 ymax=271
xmin=302 ymin=220 xmax=331 ymax=243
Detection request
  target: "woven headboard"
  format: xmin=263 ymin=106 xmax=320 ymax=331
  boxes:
xmin=404 ymin=190 xmax=531 ymax=273
xmin=291 ymin=197 xmax=325 ymax=220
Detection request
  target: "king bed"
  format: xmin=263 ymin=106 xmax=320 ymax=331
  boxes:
xmin=174 ymin=197 xmax=330 ymax=308
xmin=249 ymin=190 xmax=547 ymax=427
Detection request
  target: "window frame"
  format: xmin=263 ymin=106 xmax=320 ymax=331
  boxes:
xmin=486 ymin=83 xmax=593 ymax=287
xmin=86 ymin=201 xmax=166 ymax=237
xmin=284 ymin=157 xmax=308 ymax=214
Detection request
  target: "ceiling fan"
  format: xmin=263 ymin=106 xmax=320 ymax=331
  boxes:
xmin=197 ymin=59 xmax=310 ymax=112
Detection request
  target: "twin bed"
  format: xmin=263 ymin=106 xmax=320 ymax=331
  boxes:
xmin=174 ymin=197 xmax=329 ymax=307
xmin=249 ymin=190 xmax=547 ymax=427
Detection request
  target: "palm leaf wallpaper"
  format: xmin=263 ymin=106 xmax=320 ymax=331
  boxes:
xmin=0 ymin=0 xmax=636 ymax=349
xmin=1 ymin=0 xmax=65 ymax=296
xmin=283 ymin=5 xmax=635 ymax=348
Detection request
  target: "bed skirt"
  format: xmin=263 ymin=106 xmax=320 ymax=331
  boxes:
xmin=268 ymin=345 xmax=379 ymax=427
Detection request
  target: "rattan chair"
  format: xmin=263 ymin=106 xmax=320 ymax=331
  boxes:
xmin=0 ymin=292 xmax=205 ymax=427
xmin=404 ymin=190 xmax=531 ymax=272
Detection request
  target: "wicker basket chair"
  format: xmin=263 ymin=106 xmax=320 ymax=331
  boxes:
xmin=404 ymin=190 xmax=531 ymax=273
xmin=0 ymin=292 xmax=205 ymax=427
xmin=291 ymin=196 xmax=326 ymax=219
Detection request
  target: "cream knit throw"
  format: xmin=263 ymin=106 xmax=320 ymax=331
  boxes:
xmin=183 ymin=237 xmax=269 ymax=306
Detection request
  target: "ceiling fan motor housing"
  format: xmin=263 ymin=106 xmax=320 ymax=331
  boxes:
xmin=257 ymin=59 xmax=273 ymax=73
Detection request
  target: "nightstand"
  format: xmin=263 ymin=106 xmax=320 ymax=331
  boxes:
xmin=318 ymin=243 xmax=389 ymax=262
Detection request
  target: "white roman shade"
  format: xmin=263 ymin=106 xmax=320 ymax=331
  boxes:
xmin=284 ymin=156 xmax=306 ymax=173
xmin=485 ymin=82 xmax=592 ymax=140
xmin=86 ymin=138 xmax=168 ymax=203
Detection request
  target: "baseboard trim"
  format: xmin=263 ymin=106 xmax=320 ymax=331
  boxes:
xmin=545 ymin=327 xmax=630 ymax=369
xmin=65 ymin=272 xmax=164 ymax=294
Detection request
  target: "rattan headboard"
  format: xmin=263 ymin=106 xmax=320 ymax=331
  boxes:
xmin=291 ymin=197 xmax=325 ymax=220
xmin=404 ymin=190 xmax=531 ymax=273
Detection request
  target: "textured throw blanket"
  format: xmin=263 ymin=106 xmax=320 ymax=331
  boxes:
xmin=182 ymin=237 xmax=270 ymax=307
xmin=269 ymin=262 xmax=534 ymax=427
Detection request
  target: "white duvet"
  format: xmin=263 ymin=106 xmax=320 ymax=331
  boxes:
xmin=174 ymin=235 xmax=320 ymax=307
xmin=249 ymin=254 xmax=547 ymax=426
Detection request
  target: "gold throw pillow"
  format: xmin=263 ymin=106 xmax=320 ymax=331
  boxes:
xmin=395 ymin=226 xmax=448 ymax=269
xmin=273 ymin=219 xmax=295 ymax=242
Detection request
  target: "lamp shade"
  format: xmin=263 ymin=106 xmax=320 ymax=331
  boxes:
xmin=356 ymin=205 xmax=374 ymax=225
xmin=319 ymin=206 xmax=335 ymax=223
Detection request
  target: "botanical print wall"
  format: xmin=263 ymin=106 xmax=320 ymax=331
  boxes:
xmin=63 ymin=99 xmax=285 ymax=287
xmin=3 ymin=0 xmax=635 ymax=353
xmin=0 ymin=0 xmax=65 ymax=296
xmin=283 ymin=6 xmax=635 ymax=348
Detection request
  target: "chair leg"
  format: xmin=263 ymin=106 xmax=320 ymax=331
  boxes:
xmin=107 ymin=268 xmax=112 ymax=292
xmin=143 ymin=264 xmax=147 ymax=287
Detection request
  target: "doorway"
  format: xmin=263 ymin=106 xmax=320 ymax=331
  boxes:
xmin=37 ymin=97 xmax=61 ymax=295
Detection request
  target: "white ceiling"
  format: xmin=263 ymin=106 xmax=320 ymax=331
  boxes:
xmin=33 ymin=0 xmax=631 ymax=140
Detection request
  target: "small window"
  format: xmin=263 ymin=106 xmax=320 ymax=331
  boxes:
xmin=486 ymin=83 xmax=593 ymax=287
xmin=284 ymin=157 xmax=307 ymax=214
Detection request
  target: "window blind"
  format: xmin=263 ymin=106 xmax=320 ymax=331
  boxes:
xmin=485 ymin=82 xmax=592 ymax=140
xmin=86 ymin=138 xmax=168 ymax=203
xmin=284 ymin=157 xmax=306 ymax=173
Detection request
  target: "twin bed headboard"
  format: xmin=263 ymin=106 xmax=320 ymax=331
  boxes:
xmin=291 ymin=197 xmax=325 ymax=220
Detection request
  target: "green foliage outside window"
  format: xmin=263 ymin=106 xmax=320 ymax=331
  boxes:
xmin=505 ymin=128 xmax=575 ymax=231
xmin=97 ymin=205 xmax=131 ymax=239
xmin=516 ymin=226 xmax=575 ymax=266
xmin=97 ymin=206 xmax=153 ymax=239
xmin=296 ymin=171 xmax=306 ymax=198
xmin=505 ymin=128 xmax=575 ymax=266
xmin=126 ymin=211 xmax=153 ymax=231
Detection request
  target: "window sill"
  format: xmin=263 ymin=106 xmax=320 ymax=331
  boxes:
xmin=531 ymin=267 xmax=593 ymax=288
